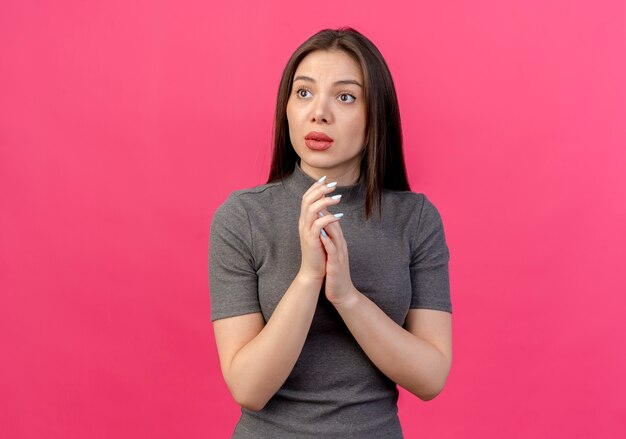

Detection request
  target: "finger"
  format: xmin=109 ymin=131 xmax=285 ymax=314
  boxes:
xmin=308 ymin=194 xmax=342 ymax=218
xmin=323 ymin=217 xmax=349 ymax=261
xmin=302 ymin=175 xmax=328 ymax=198
xmin=311 ymin=213 xmax=342 ymax=237
xmin=301 ymin=183 xmax=338 ymax=225
xmin=324 ymin=213 xmax=345 ymax=241
xmin=320 ymin=231 xmax=337 ymax=255
xmin=302 ymin=176 xmax=336 ymax=202
xmin=301 ymin=181 xmax=336 ymax=213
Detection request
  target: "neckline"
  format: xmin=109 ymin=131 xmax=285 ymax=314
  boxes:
xmin=282 ymin=161 xmax=367 ymax=212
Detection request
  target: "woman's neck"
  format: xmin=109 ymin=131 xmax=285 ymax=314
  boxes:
xmin=299 ymin=160 xmax=361 ymax=186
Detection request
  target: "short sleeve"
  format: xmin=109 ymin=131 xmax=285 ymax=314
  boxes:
xmin=409 ymin=195 xmax=452 ymax=313
xmin=209 ymin=193 xmax=261 ymax=321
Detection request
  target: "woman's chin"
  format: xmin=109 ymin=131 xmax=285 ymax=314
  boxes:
xmin=299 ymin=157 xmax=336 ymax=172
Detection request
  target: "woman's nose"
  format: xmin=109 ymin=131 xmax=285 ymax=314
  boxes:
xmin=311 ymin=96 xmax=332 ymax=124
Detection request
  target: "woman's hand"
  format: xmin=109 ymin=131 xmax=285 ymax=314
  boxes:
xmin=320 ymin=218 xmax=358 ymax=306
xmin=297 ymin=177 xmax=343 ymax=283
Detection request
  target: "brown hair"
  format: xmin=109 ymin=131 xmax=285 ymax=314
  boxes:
xmin=267 ymin=27 xmax=410 ymax=219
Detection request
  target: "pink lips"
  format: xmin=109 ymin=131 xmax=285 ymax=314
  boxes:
xmin=305 ymin=131 xmax=334 ymax=151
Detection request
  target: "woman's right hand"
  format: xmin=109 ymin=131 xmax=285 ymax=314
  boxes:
xmin=298 ymin=177 xmax=343 ymax=283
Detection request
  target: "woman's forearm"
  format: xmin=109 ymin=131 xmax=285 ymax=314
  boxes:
xmin=333 ymin=287 xmax=451 ymax=401
xmin=227 ymin=273 xmax=322 ymax=411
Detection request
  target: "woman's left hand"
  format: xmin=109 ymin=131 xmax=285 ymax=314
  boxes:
xmin=320 ymin=213 xmax=358 ymax=306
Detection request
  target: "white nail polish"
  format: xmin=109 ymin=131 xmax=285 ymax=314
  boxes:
xmin=318 ymin=211 xmax=328 ymax=237
xmin=326 ymin=181 xmax=337 ymax=188
xmin=317 ymin=175 xmax=327 ymax=183
xmin=331 ymin=194 xmax=342 ymax=200
xmin=334 ymin=213 xmax=344 ymax=218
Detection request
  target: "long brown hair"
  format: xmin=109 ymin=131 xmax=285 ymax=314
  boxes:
xmin=267 ymin=27 xmax=409 ymax=220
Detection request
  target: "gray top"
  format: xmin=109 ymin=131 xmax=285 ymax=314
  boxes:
xmin=209 ymin=162 xmax=452 ymax=438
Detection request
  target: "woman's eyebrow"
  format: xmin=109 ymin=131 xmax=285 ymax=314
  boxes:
xmin=293 ymin=75 xmax=363 ymax=88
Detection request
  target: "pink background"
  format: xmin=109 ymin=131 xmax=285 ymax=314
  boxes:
xmin=1 ymin=1 xmax=625 ymax=438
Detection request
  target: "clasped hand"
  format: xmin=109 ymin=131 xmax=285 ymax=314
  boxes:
xmin=298 ymin=177 xmax=356 ymax=306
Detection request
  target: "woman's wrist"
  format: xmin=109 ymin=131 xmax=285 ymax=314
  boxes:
xmin=295 ymin=269 xmax=325 ymax=290
xmin=330 ymin=285 xmax=361 ymax=310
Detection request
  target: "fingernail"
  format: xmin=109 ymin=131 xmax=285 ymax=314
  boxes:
xmin=326 ymin=181 xmax=337 ymax=188
xmin=334 ymin=213 xmax=344 ymax=218
xmin=317 ymin=175 xmax=327 ymax=183
xmin=319 ymin=211 xmax=328 ymax=237
xmin=331 ymin=194 xmax=342 ymax=200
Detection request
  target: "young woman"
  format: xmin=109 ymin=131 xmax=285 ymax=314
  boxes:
xmin=209 ymin=27 xmax=452 ymax=438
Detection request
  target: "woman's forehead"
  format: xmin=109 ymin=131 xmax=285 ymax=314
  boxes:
xmin=294 ymin=50 xmax=363 ymax=82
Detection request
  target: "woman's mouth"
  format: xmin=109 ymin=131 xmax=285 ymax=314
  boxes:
xmin=305 ymin=132 xmax=334 ymax=151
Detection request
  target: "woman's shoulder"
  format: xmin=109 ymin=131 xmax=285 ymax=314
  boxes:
xmin=230 ymin=180 xmax=284 ymax=199
xmin=212 ymin=180 xmax=284 ymax=220
xmin=382 ymin=189 xmax=445 ymax=224
xmin=383 ymin=188 xmax=430 ymax=209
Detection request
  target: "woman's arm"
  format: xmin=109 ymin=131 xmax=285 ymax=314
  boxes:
xmin=211 ymin=178 xmax=343 ymax=411
xmin=333 ymin=293 xmax=452 ymax=401
xmin=319 ymin=211 xmax=452 ymax=401
xmin=213 ymin=273 xmax=321 ymax=411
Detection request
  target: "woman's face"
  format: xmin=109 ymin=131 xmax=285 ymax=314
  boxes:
xmin=286 ymin=50 xmax=366 ymax=183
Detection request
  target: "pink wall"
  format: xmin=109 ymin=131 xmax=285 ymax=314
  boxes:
xmin=1 ymin=1 xmax=625 ymax=437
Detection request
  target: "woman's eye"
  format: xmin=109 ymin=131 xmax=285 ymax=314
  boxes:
xmin=296 ymin=88 xmax=311 ymax=98
xmin=338 ymin=93 xmax=356 ymax=103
